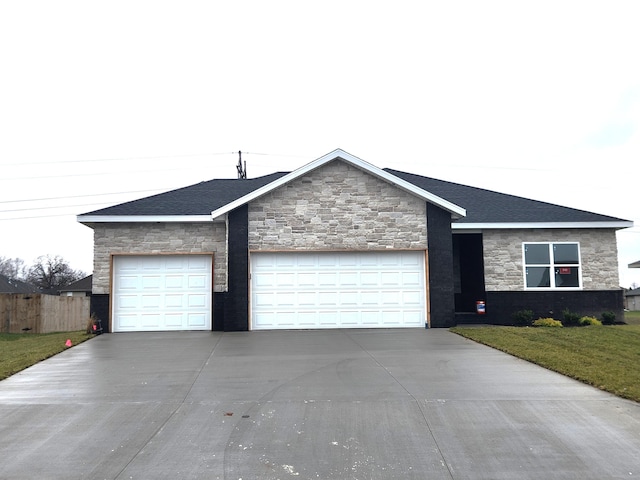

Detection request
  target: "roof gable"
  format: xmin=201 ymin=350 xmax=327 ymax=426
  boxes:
xmin=209 ymin=149 xmax=466 ymax=220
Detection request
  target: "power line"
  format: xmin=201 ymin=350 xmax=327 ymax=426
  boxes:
xmin=0 ymin=187 xmax=171 ymax=205
xmin=0 ymin=150 xmax=311 ymax=168
xmin=0 ymin=152 xmax=234 ymax=167
xmin=0 ymin=201 xmax=125 ymax=214
xmin=0 ymin=212 xmax=81 ymax=221
xmin=1 ymin=164 xmax=215 ymax=181
xmin=0 ymin=151 xmax=309 ymax=181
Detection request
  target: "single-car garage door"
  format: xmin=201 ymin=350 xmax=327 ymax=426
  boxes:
xmin=251 ymin=251 xmax=426 ymax=330
xmin=112 ymin=255 xmax=212 ymax=332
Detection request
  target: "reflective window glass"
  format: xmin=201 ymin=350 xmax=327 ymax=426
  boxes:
xmin=553 ymin=244 xmax=579 ymax=264
xmin=524 ymin=244 xmax=549 ymax=265
xmin=554 ymin=267 xmax=579 ymax=287
xmin=526 ymin=267 xmax=550 ymax=287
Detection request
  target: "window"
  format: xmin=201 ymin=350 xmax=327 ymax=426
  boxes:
xmin=523 ymin=243 xmax=581 ymax=289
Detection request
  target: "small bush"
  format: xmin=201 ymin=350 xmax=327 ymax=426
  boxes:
xmin=512 ymin=309 xmax=534 ymax=326
xmin=533 ymin=318 xmax=563 ymax=327
xmin=601 ymin=311 xmax=616 ymax=325
xmin=561 ymin=309 xmax=581 ymax=327
xmin=579 ymin=316 xmax=603 ymax=326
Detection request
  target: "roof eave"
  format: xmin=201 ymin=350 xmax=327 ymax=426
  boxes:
xmin=77 ymin=215 xmax=217 ymax=224
xmin=452 ymin=221 xmax=634 ymax=230
xmin=210 ymin=148 xmax=466 ymax=220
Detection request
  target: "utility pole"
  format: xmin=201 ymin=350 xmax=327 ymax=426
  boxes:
xmin=236 ymin=150 xmax=247 ymax=179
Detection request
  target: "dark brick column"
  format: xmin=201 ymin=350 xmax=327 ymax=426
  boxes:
xmin=90 ymin=294 xmax=110 ymax=333
xmin=427 ymin=204 xmax=456 ymax=327
xmin=224 ymin=205 xmax=250 ymax=331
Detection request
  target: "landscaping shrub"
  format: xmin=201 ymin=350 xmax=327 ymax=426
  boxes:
xmin=533 ymin=318 xmax=563 ymax=327
xmin=579 ymin=316 xmax=602 ymax=326
xmin=561 ymin=309 xmax=582 ymax=327
xmin=512 ymin=309 xmax=534 ymax=326
xmin=601 ymin=311 xmax=616 ymax=325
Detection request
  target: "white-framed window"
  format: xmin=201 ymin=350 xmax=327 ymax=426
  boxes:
xmin=523 ymin=242 xmax=581 ymax=289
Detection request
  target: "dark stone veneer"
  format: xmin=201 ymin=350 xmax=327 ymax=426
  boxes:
xmin=465 ymin=290 xmax=625 ymax=325
xmin=427 ymin=203 xmax=456 ymax=327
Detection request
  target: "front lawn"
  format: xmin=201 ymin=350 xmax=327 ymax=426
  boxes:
xmin=0 ymin=331 xmax=93 ymax=381
xmin=450 ymin=325 xmax=640 ymax=402
xmin=625 ymin=310 xmax=640 ymax=325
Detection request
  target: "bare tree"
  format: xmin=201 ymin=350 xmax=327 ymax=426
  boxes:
xmin=25 ymin=255 xmax=85 ymax=290
xmin=0 ymin=256 xmax=26 ymax=280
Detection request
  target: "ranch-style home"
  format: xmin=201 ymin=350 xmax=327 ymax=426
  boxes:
xmin=77 ymin=149 xmax=632 ymax=332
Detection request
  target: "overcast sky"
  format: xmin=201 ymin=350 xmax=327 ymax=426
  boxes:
xmin=1 ymin=1 xmax=639 ymax=288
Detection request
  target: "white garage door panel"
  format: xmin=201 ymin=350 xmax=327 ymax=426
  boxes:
xmin=113 ymin=255 xmax=212 ymax=332
xmin=251 ymin=251 xmax=426 ymax=330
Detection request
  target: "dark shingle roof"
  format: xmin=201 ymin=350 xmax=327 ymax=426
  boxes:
xmin=59 ymin=275 xmax=92 ymax=293
xmin=81 ymin=167 xmax=628 ymax=225
xmin=0 ymin=275 xmax=41 ymax=294
xmin=385 ymin=168 xmax=628 ymax=224
xmin=83 ymin=172 xmax=289 ymax=216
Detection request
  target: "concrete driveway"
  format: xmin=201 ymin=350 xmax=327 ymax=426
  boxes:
xmin=1 ymin=329 xmax=639 ymax=480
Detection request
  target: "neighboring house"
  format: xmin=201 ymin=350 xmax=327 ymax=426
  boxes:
xmin=59 ymin=275 xmax=93 ymax=297
xmin=0 ymin=274 xmax=41 ymax=294
xmin=629 ymin=260 xmax=640 ymax=269
xmin=77 ymin=149 xmax=633 ymax=333
xmin=626 ymin=288 xmax=640 ymax=311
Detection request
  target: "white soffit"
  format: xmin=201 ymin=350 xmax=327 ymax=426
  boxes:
xmin=452 ymin=221 xmax=634 ymax=230
xmin=77 ymin=215 xmax=216 ymax=224
xmin=210 ymin=148 xmax=466 ymax=220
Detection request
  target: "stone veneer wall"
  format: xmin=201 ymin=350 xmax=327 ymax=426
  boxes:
xmin=483 ymin=228 xmax=620 ymax=291
xmin=248 ymin=160 xmax=428 ymax=250
xmin=92 ymin=222 xmax=227 ymax=294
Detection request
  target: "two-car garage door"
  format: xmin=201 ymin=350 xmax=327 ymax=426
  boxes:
xmin=251 ymin=251 xmax=426 ymax=330
xmin=112 ymin=255 xmax=212 ymax=332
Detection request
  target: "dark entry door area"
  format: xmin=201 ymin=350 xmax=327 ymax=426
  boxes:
xmin=453 ymin=233 xmax=486 ymax=313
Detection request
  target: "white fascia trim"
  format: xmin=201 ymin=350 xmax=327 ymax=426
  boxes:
xmin=210 ymin=148 xmax=466 ymax=220
xmin=77 ymin=215 xmax=217 ymax=223
xmin=452 ymin=221 xmax=634 ymax=230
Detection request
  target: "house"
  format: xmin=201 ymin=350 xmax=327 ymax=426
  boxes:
xmin=0 ymin=274 xmax=41 ymax=294
xmin=626 ymin=288 xmax=640 ymax=311
xmin=58 ymin=275 xmax=92 ymax=297
xmin=77 ymin=149 xmax=633 ymax=332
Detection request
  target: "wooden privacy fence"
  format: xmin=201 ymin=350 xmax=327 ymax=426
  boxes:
xmin=0 ymin=294 xmax=90 ymax=333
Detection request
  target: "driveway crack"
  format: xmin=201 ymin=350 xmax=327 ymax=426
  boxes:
xmin=113 ymin=332 xmax=224 ymax=480
xmin=344 ymin=331 xmax=455 ymax=480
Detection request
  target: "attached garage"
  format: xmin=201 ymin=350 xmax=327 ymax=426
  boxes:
xmin=251 ymin=251 xmax=427 ymax=330
xmin=112 ymin=255 xmax=212 ymax=332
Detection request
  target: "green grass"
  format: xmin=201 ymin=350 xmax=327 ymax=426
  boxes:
xmin=0 ymin=331 xmax=93 ymax=381
xmin=625 ymin=310 xmax=640 ymax=325
xmin=450 ymin=324 xmax=640 ymax=402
